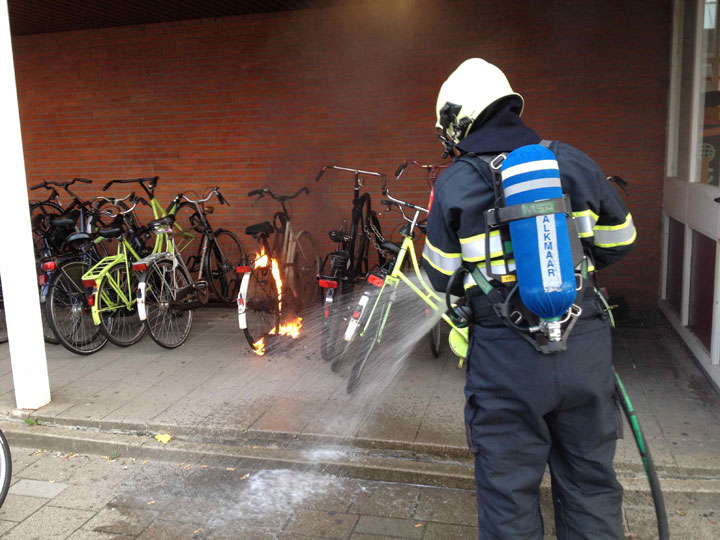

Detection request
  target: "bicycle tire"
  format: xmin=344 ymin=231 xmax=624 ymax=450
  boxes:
xmin=428 ymin=320 xmax=442 ymax=357
xmin=331 ymin=281 xmax=382 ymax=373
xmin=347 ymin=293 xmax=391 ymax=393
xmin=29 ymin=201 xmax=64 ymax=258
xmin=45 ymin=260 xmax=107 ymax=355
xmin=172 ymin=202 xmax=201 ymax=274
xmin=96 ymin=262 xmax=146 ymax=347
xmin=0 ymin=279 xmax=7 ymax=344
xmin=206 ymin=230 xmax=245 ymax=304
xmin=614 ymin=370 xmax=669 ymax=540
xmin=143 ymin=258 xmax=193 ymax=349
xmin=350 ymin=195 xmax=372 ymax=281
xmin=320 ymin=263 xmax=348 ymax=363
xmin=243 ymin=266 xmax=280 ymax=351
xmin=292 ymin=231 xmax=321 ymax=315
xmin=0 ymin=429 xmax=11 ymax=508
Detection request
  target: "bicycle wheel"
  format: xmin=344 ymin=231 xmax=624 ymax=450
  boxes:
xmin=143 ymin=259 xmax=193 ymax=349
xmin=97 ymin=262 xmax=145 ymax=346
xmin=350 ymin=195 xmax=372 ymax=281
xmin=321 ymin=265 xmax=351 ymax=363
xmin=0 ymin=430 xmax=11 ymax=508
xmin=46 ymin=260 xmax=107 ymax=355
xmin=0 ymin=279 xmax=7 ymax=344
xmin=292 ymin=231 xmax=321 ymax=315
xmin=347 ymin=293 xmax=392 ymax=393
xmin=172 ymin=202 xmax=201 ymax=274
xmin=428 ymin=320 xmax=442 ymax=357
xmin=331 ymin=282 xmax=381 ymax=372
xmin=243 ymin=266 xmax=280 ymax=350
xmin=206 ymin=230 xmax=245 ymax=304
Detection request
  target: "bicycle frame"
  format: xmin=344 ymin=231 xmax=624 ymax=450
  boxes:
xmin=348 ymin=208 xmax=466 ymax=368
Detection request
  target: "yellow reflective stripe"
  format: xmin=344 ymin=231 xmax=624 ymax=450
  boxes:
xmin=573 ymin=210 xmax=598 ymax=238
xmin=463 ymin=259 xmax=517 ymax=288
xmin=424 ymin=238 xmax=462 ymax=259
xmin=459 ymin=231 xmax=503 ymax=263
xmin=594 ymin=214 xmax=636 ymax=247
xmin=422 ymin=243 xmax=462 ymax=276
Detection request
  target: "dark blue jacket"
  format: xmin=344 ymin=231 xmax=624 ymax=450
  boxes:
xmin=423 ymin=106 xmax=636 ymax=296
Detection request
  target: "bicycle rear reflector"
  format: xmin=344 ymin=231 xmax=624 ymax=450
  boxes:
xmin=236 ymin=265 xmax=251 ymax=273
xmin=87 ymin=295 xmax=95 ymax=307
xmin=131 ymin=262 xmax=147 ymax=272
xmin=82 ymin=278 xmax=97 ymax=287
xmin=318 ymin=279 xmax=338 ymax=289
xmin=41 ymin=260 xmax=56 ymax=271
xmin=367 ymin=274 xmax=384 ymax=287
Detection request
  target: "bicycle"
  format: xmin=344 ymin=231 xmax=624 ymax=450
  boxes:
xmin=314 ymin=166 xmax=385 ymax=363
xmin=0 ymin=278 xmax=6 ymax=344
xmin=79 ymin=193 xmax=152 ymax=348
xmin=135 ymin=187 xmax=243 ymax=348
xmin=334 ymin=171 xmax=465 ymax=393
xmin=0 ymin=428 xmax=10 ymax=508
xmin=237 ymin=186 xmax=320 ymax=354
xmin=169 ymin=187 xmax=244 ymax=304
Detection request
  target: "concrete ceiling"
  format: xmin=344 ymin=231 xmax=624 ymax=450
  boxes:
xmin=8 ymin=0 xmax=339 ymax=36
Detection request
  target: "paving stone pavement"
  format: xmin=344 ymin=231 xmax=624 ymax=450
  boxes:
xmin=0 ymin=446 xmax=718 ymax=539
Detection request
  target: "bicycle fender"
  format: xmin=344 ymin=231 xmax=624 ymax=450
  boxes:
xmin=236 ymin=270 xmax=251 ymax=330
xmin=136 ymin=279 xmax=147 ymax=321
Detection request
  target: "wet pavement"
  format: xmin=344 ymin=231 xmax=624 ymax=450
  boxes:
xmin=0 ymin=305 xmax=718 ymax=538
xmin=1 ymin=445 xmax=718 ymax=539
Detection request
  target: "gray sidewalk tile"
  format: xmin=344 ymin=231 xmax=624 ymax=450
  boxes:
xmin=353 ymin=516 xmax=425 ymax=539
xmin=348 ymin=483 xmax=420 ymax=519
xmin=414 ymin=486 xmax=477 ymax=526
xmin=9 ymin=478 xmax=68 ymax=499
xmin=422 ymin=521 xmax=479 ymax=539
xmin=3 ymin=505 xmax=94 ymax=539
xmin=16 ymin=452 xmax=87 ymax=483
xmin=0 ymin=494 xmax=46 ymax=522
xmin=136 ymin=519 xmax=208 ymax=539
xmin=83 ymin=506 xmax=159 ymax=536
xmin=49 ymin=484 xmax=116 ymax=511
xmin=65 ymin=530 xmax=134 ymax=539
xmin=0 ymin=521 xmax=16 ymax=536
xmin=284 ymin=509 xmax=359 ymax=538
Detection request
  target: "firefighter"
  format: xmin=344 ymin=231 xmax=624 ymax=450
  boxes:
xmin=423 ymin=58 xmax=636 ymax=538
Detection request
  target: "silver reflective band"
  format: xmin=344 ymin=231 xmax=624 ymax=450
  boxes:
xmin=460 ymin=232 xmax=504 ymax=262
xmin=573 ymin=212 xmax=598 ymax=237
xmin=502 ymin=177 xmax=562 ymax=198
xmin=422 ymin=243 xmax=462 ymax=275
xmin=594 ymin=216 xmax=637 ymax=247
xmin=501 ymin=159 xmax=559 ymax=179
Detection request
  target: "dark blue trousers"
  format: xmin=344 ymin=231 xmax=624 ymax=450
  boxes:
xmin=465 ymin=313 xmax=623 ymax=539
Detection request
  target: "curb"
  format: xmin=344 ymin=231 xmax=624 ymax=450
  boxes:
xmin=3 ymin=419 xmax=720 ymax=494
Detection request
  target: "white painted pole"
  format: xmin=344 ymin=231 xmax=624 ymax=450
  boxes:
xmin=0 ymin=4 xmax=51 ymax=409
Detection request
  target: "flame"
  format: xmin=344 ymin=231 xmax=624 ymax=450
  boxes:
xmin=250 ymin=248 xmax=302 ymax=356
xmin=269 ymin=317 xmax=303 ymax=339
xmin=253 ymin=337 xmax=266 ymax=356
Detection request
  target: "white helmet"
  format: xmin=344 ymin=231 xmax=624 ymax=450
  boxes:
xmin=435 ymin=58 xmax=523 ymax=154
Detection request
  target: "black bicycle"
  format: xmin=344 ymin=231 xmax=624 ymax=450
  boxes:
xmin=314 ymin=166 xmax=385 ymax=363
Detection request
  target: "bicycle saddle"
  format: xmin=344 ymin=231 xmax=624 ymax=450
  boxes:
xmin=380 ymin=241 xmax=401 ymax=254
xmin=66 ymin=232 xmax=91 ymax=246
xmin=97 ymin=227 xmax=124 ymax=239
xmin=50 ymin=216 xmax=75 ymax=228
xmin=245 ymin=221 xmax=274 ymax=236
xmin=147 ymin=215 xmax=175 ymax=230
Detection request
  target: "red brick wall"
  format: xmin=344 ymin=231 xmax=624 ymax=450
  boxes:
xmin=11 ymin=0 xmax=671 ymax=310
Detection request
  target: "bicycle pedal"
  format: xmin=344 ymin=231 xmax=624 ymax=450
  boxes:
xmin=194 ymin=280 xmax=208 ymax=290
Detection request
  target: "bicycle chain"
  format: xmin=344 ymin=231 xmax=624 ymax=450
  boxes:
xmin=364 ymin=221 xmax=385 ymax=253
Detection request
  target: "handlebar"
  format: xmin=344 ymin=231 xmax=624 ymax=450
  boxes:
xmin=247 ymin=186 xmax=310 ymax=204
xmin=314 ymin=165 xmax=386 ymax=191
xmin=102 ymin=176 xmax=158 ymax=197
xmin=180 ymin=186 xmax=228 ymax=206
xmin=30 ymin=177 xmax=92 ymax=191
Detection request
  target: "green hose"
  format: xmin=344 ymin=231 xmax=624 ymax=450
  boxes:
xmin=613 ymin=367 xmax=669 ymax=540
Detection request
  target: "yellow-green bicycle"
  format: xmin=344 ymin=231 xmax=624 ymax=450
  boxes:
xmin=335 ymin=161 xmax=465 ymax=393
xmin=79 ymin=178 xmax=196 ymax=350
